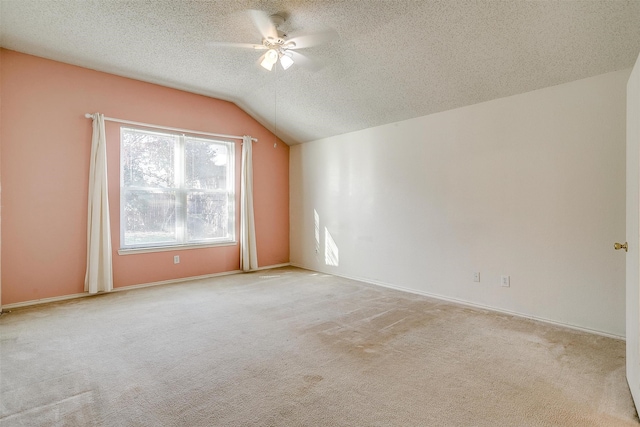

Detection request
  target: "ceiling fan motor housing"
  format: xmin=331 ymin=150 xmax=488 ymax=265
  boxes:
xmin=263 ymin=37 xmax=295 ymax=52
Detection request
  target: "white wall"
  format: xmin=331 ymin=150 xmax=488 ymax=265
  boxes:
xmin=290 ymin=69 xmax=630 ymax=337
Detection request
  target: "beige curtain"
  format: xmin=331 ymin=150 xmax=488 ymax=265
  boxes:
xmin=85 ymin=113 xmax=113 ymax=293
xmin=240 ymin=135 xmax=258 ymax=271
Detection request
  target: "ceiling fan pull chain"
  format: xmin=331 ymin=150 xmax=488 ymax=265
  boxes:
xmin=274 ymin=64 xmax=278 ymax=148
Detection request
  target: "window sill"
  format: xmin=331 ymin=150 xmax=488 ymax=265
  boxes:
xmin=118 ymin=241 xmax=237 ymax=255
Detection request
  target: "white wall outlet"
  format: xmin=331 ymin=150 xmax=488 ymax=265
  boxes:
xmin=501 ymin=275 xmax=510 ymax=287
xmin=174 ymin=255 xmax=180 ymax=264
xmin=473 ymin=272 xmax=481 ymax=282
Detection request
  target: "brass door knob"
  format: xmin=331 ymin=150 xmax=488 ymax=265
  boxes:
xmin=614 ymin=242 xmax=628 ymax=252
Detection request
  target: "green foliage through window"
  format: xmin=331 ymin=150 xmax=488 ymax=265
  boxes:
xmin=120 ymin=127 xmax=235 ymax=249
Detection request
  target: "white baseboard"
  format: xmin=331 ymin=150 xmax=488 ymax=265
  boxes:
xmin=0 ymin=262 xmax=291 ymax=311
xmin=1 ymin=292 xmax=88 ymax=311
xmin=253 ymin=263 xmax=291 ymax=271
xmin=289 ymin=263 xmax=625 ymax=341
xmin=111 ymin=269 xmax=243 ymax=293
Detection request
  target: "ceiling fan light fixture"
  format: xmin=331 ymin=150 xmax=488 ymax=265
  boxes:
xmin=280 ymin=53 xmax=294 ymax=70
xmin=260 ymin=49 xmax=278 ymax=70
xmin=260 ymin=58 xmax=274 ymax=71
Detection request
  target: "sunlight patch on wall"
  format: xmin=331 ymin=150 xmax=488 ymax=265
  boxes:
xmin=325 ymin=227 xmax=339 ymax=266
xmin=314 ymin=209 xmax=320 ymax=256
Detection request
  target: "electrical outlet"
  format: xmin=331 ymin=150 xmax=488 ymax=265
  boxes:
xmin=501 ymin=275 xmax=510 ymax=287
xmin=174 ymin=255 xmax=180 ymax=264
xmin=473 ymin=272 xmax=481 ymax=282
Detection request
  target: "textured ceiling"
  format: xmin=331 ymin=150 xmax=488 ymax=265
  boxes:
xmin=1 ymin=0 xmax=640 ymax=145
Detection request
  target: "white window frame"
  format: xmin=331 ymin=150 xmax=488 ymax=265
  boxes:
xmin=119 ymin=126 xmax=236 ymax=253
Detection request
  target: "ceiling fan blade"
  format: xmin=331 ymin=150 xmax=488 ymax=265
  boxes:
xmin=289 ymin=50 xmax=324 ymax=72
xmin=207 ymin=41 xmax=266 ymax=50
xmin=248 ymin=10 xmax=278 ymax=40
xmin=287 ymin=29 xmax=339 ymax=50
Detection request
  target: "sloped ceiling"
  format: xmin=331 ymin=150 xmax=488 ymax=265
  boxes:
xmin=1 ymin=0 xmax=640 ymax=145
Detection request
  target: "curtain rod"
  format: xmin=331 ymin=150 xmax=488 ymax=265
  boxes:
xmin=84 ymin=113 xmax=257 ymax=142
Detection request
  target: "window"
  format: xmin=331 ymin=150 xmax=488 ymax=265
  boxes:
xmin=120 ymin=127 xmax=235 ymax=250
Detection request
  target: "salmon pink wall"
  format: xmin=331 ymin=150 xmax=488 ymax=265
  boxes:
xmin=0 ymin=49 xmax=289 ymax=305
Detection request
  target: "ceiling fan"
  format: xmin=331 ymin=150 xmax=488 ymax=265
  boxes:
xmin=209 ymin=10 xmax=337 ymax=71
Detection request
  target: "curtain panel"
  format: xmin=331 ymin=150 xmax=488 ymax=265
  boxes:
xmin=85 ymin=113 xmax=113 ymax=293
xmin=240 ymin=135 xmax=258 ymax=271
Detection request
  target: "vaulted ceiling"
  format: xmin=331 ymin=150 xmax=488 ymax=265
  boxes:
xmin=2 ymin=1 xmax=640 ymax=145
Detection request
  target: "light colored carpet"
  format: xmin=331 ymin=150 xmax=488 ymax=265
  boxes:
xmin=0 ymin=266 xmax=637 ymax=426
